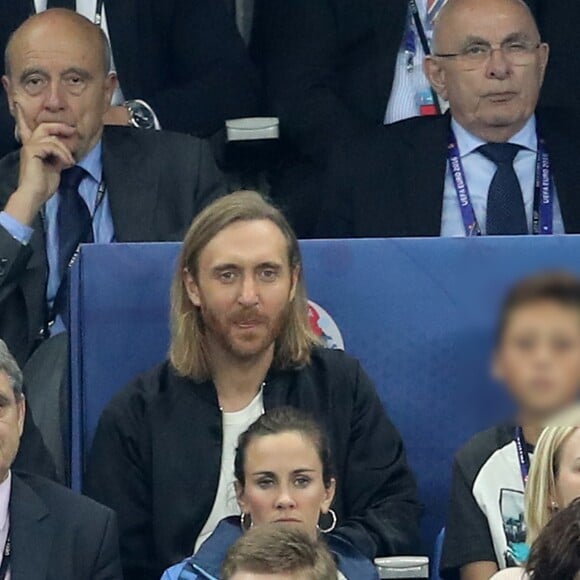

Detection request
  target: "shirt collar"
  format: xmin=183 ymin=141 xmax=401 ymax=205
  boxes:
xmin=76 ymin=140 xmax=103 ymax=184
xmin=451 ymin=115 xmax=538 ymax=157
xmin=0 ymin=471 xmax=11 ymax=533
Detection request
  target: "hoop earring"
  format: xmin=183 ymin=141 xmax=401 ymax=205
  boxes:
xmin=317 ymin=509 xmax=337 ymax=534
xmin=240 ymin=512 xmax=253 ymax=531
xmin=13 ymin=124 xmax=20 ymax=144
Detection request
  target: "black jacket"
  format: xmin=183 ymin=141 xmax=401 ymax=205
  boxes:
xmin=317 ymin=109 xmax=580 ymax=238
xmin=0 ymin=0 xmax=262 ymax=156
xmin=85 ymin=347 xmax=422 ymax=580
xmin=10 ymin=471 xmax=122 ymax=579
xmin=0 ymin=126 xmax=227 ymax=367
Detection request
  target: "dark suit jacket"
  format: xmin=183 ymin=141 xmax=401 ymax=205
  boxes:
xmin=250 ymin=0 xmax=408 ymax=237
xmin=0 ymin=0 xmax=262 ymax=156
xmin=10 ymin=471 xmax=122 ymax=579
xmin=317 ymin=109 xmax=580 ymax=238
xmin=0 ymin=125 xmax=227 ymax=367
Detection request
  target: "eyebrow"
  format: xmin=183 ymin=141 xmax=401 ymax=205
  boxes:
xmin=251 ymin=469 xmax=317 ymax=477
xmin=461 ymin=31 xmax=534 ymax=46
xmin=211 ymin=261 xmax=284 ymax=272
xmin=19 ymin=67 xmax=48 ymax=83
xmin=19 ymin=66 xmax=92 ymax=84
xmin=60 ymin=67 xmax=92 ymax=80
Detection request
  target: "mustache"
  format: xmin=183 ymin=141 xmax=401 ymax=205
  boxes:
xmin=229 ymin=310 xmax=268 ymax=325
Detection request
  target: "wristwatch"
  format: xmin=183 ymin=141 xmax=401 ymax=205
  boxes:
xmin=124 ymin=99 xmax=156 ymax=130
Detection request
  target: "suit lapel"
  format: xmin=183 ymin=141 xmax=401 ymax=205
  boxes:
xmin=401 ymin=115 xmax=450 ymax=236
xmin=370 ymin=0 xmax=408 ymax=112
xmin=105 ymin=0 xmax=142 ymax=98
xmin=102 ymin=128 xmax=160 ymax=241
xmin=9 ymin=475 xmax=52 ymax=580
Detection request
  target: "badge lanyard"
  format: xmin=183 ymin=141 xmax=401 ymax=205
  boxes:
xmin=407 ymin=0 xmax=442 ymax=115
xmin=514 ymin=426 xmax=531 ymax=487
xmin=0 ymin=533 xmax=11 ymax=580
xmin=45 ymin=177 xmax=107 ymax=326
xmin=447 ymin=131 xmax=554 ymax=237
xmin=30 ymin=0 xmax=104 ymax=25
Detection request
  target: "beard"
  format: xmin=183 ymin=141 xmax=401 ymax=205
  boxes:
xmin=200 ymin=301 xmax=292 ymax=362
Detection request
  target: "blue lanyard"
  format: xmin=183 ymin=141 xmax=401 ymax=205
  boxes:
xmin=515 ymin=426 xmax=531 ymax=487
xmin=447 ymin=131 xmax=554 ymax=237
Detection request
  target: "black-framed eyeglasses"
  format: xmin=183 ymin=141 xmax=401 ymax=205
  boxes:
xmin=435 ymin=40 xmax=542 ymax=67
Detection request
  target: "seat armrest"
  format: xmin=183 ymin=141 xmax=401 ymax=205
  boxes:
xmin=374 ymin=556 xmax=430 ymax=579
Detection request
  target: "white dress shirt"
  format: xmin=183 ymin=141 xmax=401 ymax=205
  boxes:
xmin=34 ymin=0 xmax=124 ymax=104
xmin=440 ymin=116 xmax=566 ymax=237
xmin=0 ymin=472 xmax=12 ymax=580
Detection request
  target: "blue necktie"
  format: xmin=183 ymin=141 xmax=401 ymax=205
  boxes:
xmin=56 ymin=166 xmax=93 ymax=278
xmin=479 ymin=143 xmax=528 ymax=235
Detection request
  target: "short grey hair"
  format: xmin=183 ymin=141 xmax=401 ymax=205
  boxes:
xmin=0 ymin=341 xmax=23 ymax=399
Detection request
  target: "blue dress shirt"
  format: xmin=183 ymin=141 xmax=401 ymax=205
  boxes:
xmin=440 ymin=116 xmax=566 ymax=237
xmin=0 ymin=140 xmax=115 ymax=334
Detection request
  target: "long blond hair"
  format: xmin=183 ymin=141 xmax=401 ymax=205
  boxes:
xmin=170 ymin=191 xmax=319 ymax=381
xmin=525 ymin=405 xmax=580 ymax=544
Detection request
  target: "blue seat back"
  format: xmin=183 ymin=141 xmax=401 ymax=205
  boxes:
xmin=69 ymin=236 xmax=580 ymax=556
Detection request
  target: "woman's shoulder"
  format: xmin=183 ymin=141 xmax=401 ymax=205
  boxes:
xmin=491 ymin=568 xmax=529 ymax=580
xmin=160 ymin=561 xmax=193 ymax=580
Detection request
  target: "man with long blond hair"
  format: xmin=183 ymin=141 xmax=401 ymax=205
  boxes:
xmin=85 ymin=191 xmax=421 ymax=580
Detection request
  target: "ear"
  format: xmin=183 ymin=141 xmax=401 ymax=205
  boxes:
xmin=320 ymin=478 xmax=336 ymax=514
xmin=424 ymin=56 xmax=449 ymax=101
xmin=183 ymin=269 xmax=202 ymax=308
xmin=289 ymin=266 xmax=300 ymax=302
xmin=235 ymin=481 xmax=248 ymax=513
xmin=103 ymin=72 xmax=118 ymax=110
xmin=17 ymin=396 xmax=25 ymax=438
xmin=538 ymin=43 xmax=550 ymax=85
xmin=1 ymin=76 xmax=15 ymax=118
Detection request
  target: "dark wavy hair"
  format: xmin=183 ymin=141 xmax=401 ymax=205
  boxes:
xmin=526 ymin=496 xmax=580 ymax=580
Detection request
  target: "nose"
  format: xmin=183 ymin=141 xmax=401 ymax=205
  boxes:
xmin=43 ymin=80 xmax=67 ymax=113
xmin=238 ymin=275 xmax=259 ymax=307
xmin=486 ymin=47 xmax=511 ymax=80
xmin=275 ymin=486 xmax=297 ymax=510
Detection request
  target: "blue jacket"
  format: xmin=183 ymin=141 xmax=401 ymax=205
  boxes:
xmin=161 ymin=517 xmax=379 ymax=580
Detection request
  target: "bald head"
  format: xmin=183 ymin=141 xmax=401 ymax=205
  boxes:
xmin=4 ymin=9 xmax=111 ymax=78
xmin=433 ymin=0 xmax=540 ymax=54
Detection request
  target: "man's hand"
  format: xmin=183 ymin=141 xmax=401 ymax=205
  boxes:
xmin=4 ymin=104 xmax=75 ymax=227
xmin=103 ymin=105 xmax=130 ymax=126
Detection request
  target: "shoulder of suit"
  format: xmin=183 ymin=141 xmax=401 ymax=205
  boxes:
xmin=102 ymin=125 xmax=203 ymax=151
xmin=12 ymin=472 xmax=114 ymax=519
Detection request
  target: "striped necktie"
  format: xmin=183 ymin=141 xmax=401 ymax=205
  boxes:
xmin=427 ymin=0 xmax=448 ymax=26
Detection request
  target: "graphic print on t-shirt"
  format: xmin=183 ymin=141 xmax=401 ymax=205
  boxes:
xmin=499 ymin=488 xmax=529 ymax=567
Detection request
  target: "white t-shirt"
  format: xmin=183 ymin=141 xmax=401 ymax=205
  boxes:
xmin=194 ymin=390 xmax=264 ymax=552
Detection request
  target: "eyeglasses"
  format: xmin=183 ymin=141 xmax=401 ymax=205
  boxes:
xmin=435 ymin=40 xmax=542 ymax=68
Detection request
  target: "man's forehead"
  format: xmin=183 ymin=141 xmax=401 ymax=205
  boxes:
xmin=200 ymin=221 xmax=290 ymax=265
xmin=8 ymin=18 xmax=102 ymax=72
xmin=435 ymin=0 xmax=537 ymax=44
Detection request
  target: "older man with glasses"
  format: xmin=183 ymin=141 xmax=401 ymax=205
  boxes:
xmin=317 ymin=0 xmax=580 ymax=240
